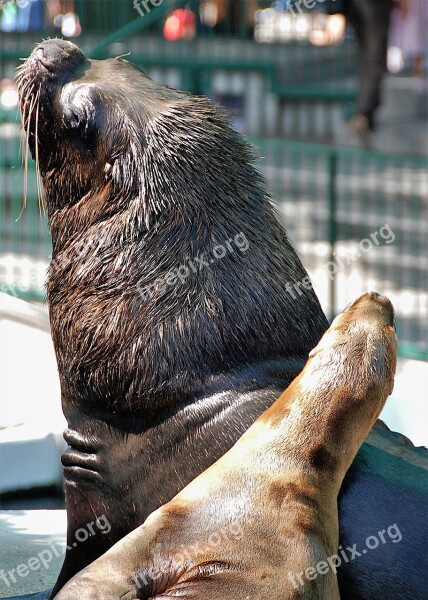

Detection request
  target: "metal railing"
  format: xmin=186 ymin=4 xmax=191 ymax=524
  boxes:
xmin=0 ymin=1 xmax=333 ymax=40
xmin=0 ymin=0 xmax=358 ymax=97
xmin=251 ymin=137 xmax=428 ymax=361
xmin=1 ymin=131 xmax=426 ymax=360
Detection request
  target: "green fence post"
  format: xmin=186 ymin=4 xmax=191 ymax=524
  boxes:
xmin=327 ymin=150 xmax=338 ymax=323
xmin=86 ymin=1 xmax=186 ymax=58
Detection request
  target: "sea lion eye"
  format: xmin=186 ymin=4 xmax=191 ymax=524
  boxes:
xmin=63 ymin=106 xmax=85 ymax=129
xmin=61 ymin=86 xmax=96 ymax=137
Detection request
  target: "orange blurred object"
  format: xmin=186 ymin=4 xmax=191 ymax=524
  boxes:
xmin=163 ymin=8 xmax=196 ymax=41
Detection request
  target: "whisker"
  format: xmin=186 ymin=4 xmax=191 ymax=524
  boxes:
xmin=18 ymin=97 xmax=28 ymax=170
xmin=15 ymin=70 xmax=28 ymax=87
xmin=18 ymin=85 xmax=33 ymax=168
xmin=21 ymin=97 xmax=32 ymax=132
xmin=18 ymin=95 xmax=27 ymax=171
xmin=22 ymin=82 xmax=34 ymax=101
xmin=17 ymin=90 xmax=37 ymax=221
xmin=34 ymin=87 xmax=45 ymax=215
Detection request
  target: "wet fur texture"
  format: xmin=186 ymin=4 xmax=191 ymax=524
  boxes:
xmin=18 ymin=45 xmax=326 ymax=414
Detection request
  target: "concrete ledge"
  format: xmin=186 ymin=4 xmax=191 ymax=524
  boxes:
xmin=0 ymin=293 xmax=65 ymax=494
xmin=0 ymin=293 xmax=49 ymax=333
xmin=0 ymin=428 xmax=64 ymax=494
xmin=0 ymin=510 xmax=65 ymax=598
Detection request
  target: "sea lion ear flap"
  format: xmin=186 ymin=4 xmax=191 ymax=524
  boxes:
xmin=75 ymin=182 xmax=112 ymax=228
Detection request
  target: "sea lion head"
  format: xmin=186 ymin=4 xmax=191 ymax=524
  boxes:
xmin=17 ymin=40 xmax=92 ymax=201
xmin=309 ymin=291 xmax=397 ymax=398
xmin=16 ymin=38 xmax=190 ymax=228
xmin=17 ymin=39 xmax=283 ymax=248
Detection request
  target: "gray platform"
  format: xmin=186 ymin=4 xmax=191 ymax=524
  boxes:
xmin=0 ymin=511 xmax=65 ymax=598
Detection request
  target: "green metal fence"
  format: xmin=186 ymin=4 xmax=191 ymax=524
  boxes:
xmin=251 ymin=137 xmax=428 ymax=361
xmin=0 ymin=0 xmax=334 ymax=39
xmin=0 ymin=2 xmax=426 ymax=360
xmin=1 ymin=132 xmax=426 ymax=360
xmin=0 ymin=0 xmax=358 ymax=99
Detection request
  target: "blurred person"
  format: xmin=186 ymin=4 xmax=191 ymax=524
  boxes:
xmin=16 ymin=0 xmax=44 ymax=31
xmin=1 ymin=0 xmax=44 ymax=32
xmin=45 ymin=0 xmax=76 ymax=32
xmin=200 ymin=0 xmax=257 ymax=36
xmin=0 ymin=0 xmax=18 ymax=32
xmin=389 ymin=0 xmax=428 ymax=77
xmin=228 ymin=0 xmax=258 ymax=36
xmin=321 ymin=0 xmax=394 ymax=148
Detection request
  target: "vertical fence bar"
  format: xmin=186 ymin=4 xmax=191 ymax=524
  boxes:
xmin=327 ymin=150 xmax=337 ymax=322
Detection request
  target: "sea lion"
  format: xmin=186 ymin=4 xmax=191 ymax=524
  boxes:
xmin=53 ymin=291 xmax=398 ymax=600
xmin=16 ymin=38 xmax=327 ymax=597
xmin=14 ymin=39 xmax=427 ymax=600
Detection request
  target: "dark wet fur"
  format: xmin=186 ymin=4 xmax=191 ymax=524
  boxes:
xmin=17 ymin=42 xmax=326 ymax=414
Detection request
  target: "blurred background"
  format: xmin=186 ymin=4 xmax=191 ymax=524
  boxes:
xmin=0 ymin=0 xmax=427 ymax=525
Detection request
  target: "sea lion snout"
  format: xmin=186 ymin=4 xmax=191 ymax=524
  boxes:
xmin=308 ymin=291 xmax=396 ymax=362
xmin=345 ymin=291 xmax=395 ymax=327
xmin=30 ymin=38 xmax=84 ymax=73
xmin=324 ymin=291 xmax=396 ymax=340
xmin=17 ymin=38 xmax=89 ymax=174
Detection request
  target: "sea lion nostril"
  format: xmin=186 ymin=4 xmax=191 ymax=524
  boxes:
xmin=32 ymin=39 xmax=81 ymax=70
xmin=27 ymin=47 xmax=47 ymax=69
xmin=368 ymin=291 xmax=382 ymax=301
xmin=29 ymin=45 xmax=56 ymax=71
